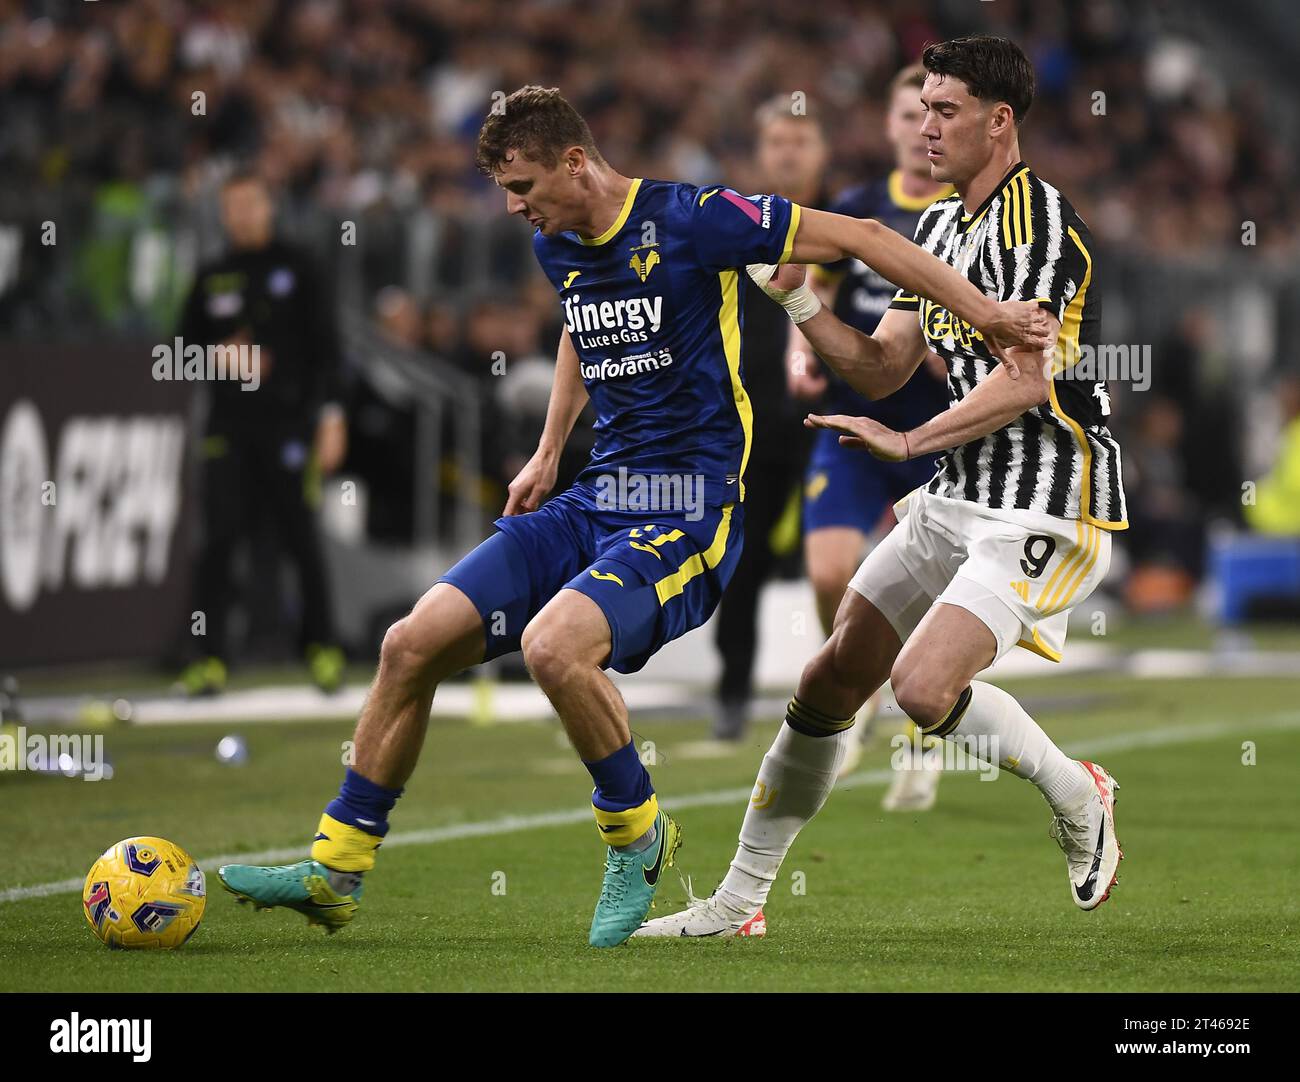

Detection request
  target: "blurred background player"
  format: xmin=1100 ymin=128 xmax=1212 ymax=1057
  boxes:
xmin=788 ymin=64 xmax=952 ymax=804
xmin=175 ymin=171 xmax=348 ymax=696
xmin=711 ymin=96 xmax=828 ymax=742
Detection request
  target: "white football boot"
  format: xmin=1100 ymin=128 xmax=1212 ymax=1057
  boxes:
xmin=882 ymin=752 xmax=941 ymax=811
xmin=633 ymin=883 xmax=766 ymax=939
xmin=1049 ymin=760 xmax=1123 ymax=911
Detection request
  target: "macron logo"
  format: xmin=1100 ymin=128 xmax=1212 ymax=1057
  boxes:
xmin=50 ymin=1014 xmax=151 ymax=1062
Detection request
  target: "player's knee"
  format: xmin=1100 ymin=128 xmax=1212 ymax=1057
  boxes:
xmin=520 ymin=619 xmax=577 ymax=692
xmin=378 ymin=617 xmax=431 ymax=685
xmin=380 ymin=613 xmax=467 ymax=689
xmin=891 ymin=663 xmax=961 ymax=730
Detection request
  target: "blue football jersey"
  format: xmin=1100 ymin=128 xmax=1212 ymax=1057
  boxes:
xmin=532 ymin=178 xmax=800 ymax=504
xmin=813 ymin=171 xmax=952 ymax=427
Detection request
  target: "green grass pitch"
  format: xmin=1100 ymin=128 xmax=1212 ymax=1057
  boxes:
xmin=1 ymin=672 xmax=1297 ymax=992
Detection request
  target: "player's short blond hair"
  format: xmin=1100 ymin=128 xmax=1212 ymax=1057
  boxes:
xmin=753 ymin=94 xmax=826 ymax=137
xmin=890 ymin=63 xmax=928 ymax=98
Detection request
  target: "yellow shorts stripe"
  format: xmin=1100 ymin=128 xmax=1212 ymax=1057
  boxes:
xmin=1044 ymin=524 xmax=1101 ymax=615
xmin=654 ymin=504 xmax=734 ymax=606
xmin=1035 ymin=520 xmax=1083 ymax=612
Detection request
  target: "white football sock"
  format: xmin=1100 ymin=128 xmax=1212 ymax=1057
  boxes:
xmin=946 ymin=680 xmax=1091 ymax=810
xmin=715 ymin=722 xmax=851 ymax=919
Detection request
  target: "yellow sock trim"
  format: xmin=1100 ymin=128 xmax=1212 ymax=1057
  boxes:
xmin=919 ymin=686 xmax=973 ymax=739
xmin=907 ymin=717 xmax=941 ymax=752
xmin=592 ymin=794 xmax=658 ymax=847
xmin=311 ymin=813 xmax=383 ymax=873
xmin=785 ymin=696 xmax=855 ymax=737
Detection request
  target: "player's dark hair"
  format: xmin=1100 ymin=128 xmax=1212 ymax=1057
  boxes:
xmin=921 ymin=36 xmax=1035 ymax=124
xmin=475 ymin=86 xmax=603 ymax=174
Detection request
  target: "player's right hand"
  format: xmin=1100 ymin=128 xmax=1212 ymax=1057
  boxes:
xmin=503 ymin=449 xmax=558 ymax=516
xmin=981 ymin=301 xmax=1054 ymax=378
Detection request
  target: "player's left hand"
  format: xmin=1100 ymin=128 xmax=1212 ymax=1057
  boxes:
xmin=980 ymin=301 xmax=1054 ymax=378
xmin=804 ymin=413 xmax=909 ymax=462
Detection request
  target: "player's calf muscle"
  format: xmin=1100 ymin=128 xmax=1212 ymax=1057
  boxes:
xmin=797 ymin=596 xmax=897 ymax=717
xmin=350 ymin=585 xmax=485 ymax=785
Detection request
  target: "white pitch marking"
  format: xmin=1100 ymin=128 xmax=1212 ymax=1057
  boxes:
xmin=3 ymin=714 xmax=1297 ymax=905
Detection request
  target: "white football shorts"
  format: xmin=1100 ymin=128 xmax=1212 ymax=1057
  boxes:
xmin=848 ymin=488 xmax=1113 ymax=663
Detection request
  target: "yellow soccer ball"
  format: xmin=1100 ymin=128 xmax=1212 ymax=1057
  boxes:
xmin=82 ymin=837 xmax=206 ymax=949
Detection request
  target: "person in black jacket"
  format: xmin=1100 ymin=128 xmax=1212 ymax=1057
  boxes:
xmin=711 ymin=98 xmax=829 ymax=740
xmin=176 ymin=171 xmax=348 ymax=694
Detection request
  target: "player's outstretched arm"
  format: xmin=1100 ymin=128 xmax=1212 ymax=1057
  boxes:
xmin=755 ymin=264 xmax=927 ymax=399
xmin=789 ymin=208 xmax=1052 ymax=368
xmin=784 ymin=277 xmax=834 ymax=400
xmin=806 ymin=318 xmax=1059 ymax=462
xmin=503 ymin=328 xmax=589 ymax=516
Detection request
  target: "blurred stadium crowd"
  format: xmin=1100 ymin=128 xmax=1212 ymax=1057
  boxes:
xmin=2 ymin=0 xmax=1299 ymax=628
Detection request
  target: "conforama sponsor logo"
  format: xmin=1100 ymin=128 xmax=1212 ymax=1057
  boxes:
xmin=578 ymin=350 xmax=675 ymax=382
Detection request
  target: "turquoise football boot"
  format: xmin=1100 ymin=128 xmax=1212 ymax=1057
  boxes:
xmin=218 ymin=858 xmax=361 ymax=933
xmin=589 ymin=810 xmax=682 ymax=948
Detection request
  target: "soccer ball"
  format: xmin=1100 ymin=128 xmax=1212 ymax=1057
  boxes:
xmin=81 ymin=836 xmax=206 ymax=949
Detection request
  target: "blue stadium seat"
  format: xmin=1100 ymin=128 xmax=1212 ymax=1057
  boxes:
xmin=1210 ymin=535 xmax=1300 ymax=622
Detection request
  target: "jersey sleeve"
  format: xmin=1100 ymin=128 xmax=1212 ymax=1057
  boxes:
xmin=691 ymin=187 xmax=801 ymax=271
xmin=887 ymin=285 xmax=922 ymax=313
xmin=999 ymin=176 xmax=1091 ymax=324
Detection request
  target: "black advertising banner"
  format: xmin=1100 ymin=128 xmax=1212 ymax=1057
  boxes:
xmin=0 ymin=343 xmax=194 ymax=667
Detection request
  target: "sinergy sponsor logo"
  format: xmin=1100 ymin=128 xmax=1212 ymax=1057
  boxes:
xmin=563 ymin=293 xmax=663 ymax=334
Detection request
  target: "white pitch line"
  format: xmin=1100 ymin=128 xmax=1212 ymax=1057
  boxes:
xmin=4 ymin=714 xmax=1298 ymax=906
